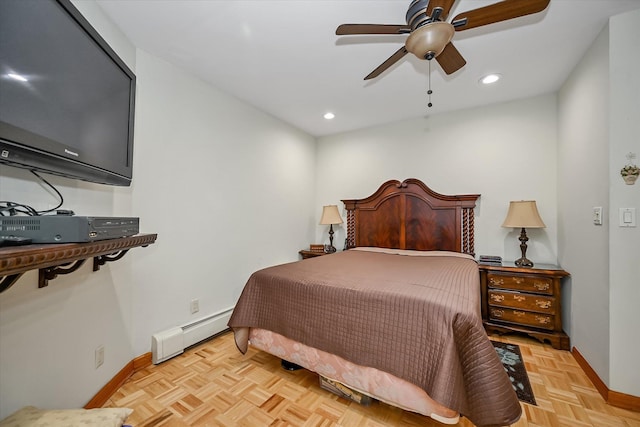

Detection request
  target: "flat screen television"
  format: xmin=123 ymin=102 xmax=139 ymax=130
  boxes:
xmin=0 ymin=0 xmax=136 ymax=186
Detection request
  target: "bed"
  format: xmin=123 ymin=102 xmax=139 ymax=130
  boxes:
xmin=228 ymin=178 xmax=522 ymax=427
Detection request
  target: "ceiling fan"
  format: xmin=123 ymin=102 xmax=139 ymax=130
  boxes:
xmin=336 ymin=0 xmax=551 ymax=80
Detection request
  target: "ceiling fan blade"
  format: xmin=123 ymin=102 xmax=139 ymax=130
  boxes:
xmin=364 ymin=46 xmax=408 ymax=80
xmin=336 ymin=24 xmax=411 ymax=35
xmin=435 ymin=42 xmax=466 ymax=74
xmin=452 ymin=0 xmax=550 ymax=31
xmin=425 ymin=0 xmax=457 ymax=21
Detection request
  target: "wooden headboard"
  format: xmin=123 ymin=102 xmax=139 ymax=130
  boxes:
xmin=341 ymin=178 xmax=480 ymax=255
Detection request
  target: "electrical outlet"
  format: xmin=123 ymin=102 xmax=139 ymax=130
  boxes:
xmin=190 ymin=298 xmax=199 ymax=314
xmin=95 ymin=345 xmax=104 ymax=369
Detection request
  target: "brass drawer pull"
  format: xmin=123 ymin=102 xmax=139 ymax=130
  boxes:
xmin=536 ymin=300 xmax=552 ymax=309
xmin=514 ymin=277 xmax=524 ymax=284
xmin=513 ymin=310 xmax=526 ymax=317
xmin=536 ymin=316 xmax=551 ymax=325
xmin=513 ymin=295 xmax=526 ymax=302
xmin=491 ymin=294 xmax=505 ymax=303
xmin=489 ymin=278 xmax=504 ymax=286
xmin=491 ymin=309 xmax=504 ymax=318
xmin=534 ymin=282 xmax=550 ymax=291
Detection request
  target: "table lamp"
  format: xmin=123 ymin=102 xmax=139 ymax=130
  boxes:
xmin=319 ymin=205 xmax=343 ymax=253
xmin=501 ymin=200 xmax=546 ymax=267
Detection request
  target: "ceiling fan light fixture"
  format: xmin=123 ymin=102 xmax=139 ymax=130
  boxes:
xmin=336 ymin=0 xmax=550 ymax=80
xmin=480 ymin=73 xmax=502 ymax=85
xmin=405 ymin=21 xmax=454 ymax=60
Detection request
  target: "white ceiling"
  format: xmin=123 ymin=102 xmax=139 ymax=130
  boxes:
xmin=96 ymin=0 xmax=640 ymax=137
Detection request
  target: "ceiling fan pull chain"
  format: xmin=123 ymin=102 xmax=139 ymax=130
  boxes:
xmin=427 ymin=60 xmax=433 ymax=108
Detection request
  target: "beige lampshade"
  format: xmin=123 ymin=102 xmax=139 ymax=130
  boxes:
xmin=319 ymin=205 xmax=343 ymax=225
xmin=501 ymin=201 xmax=546 ymax=228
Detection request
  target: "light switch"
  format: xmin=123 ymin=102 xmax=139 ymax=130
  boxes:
xmin=593 ymin=207 xmax=603 ymax=225
xmin=619 ymin=208 xmax=636 ymax=227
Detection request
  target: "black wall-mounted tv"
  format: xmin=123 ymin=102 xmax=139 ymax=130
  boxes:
xmin=0 ymin=0 xmax=136 ymax=186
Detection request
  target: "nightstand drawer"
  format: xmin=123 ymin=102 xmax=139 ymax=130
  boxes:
xmin=480 ymin=264 xmax=570 ymax=350
xmin=487 ymin=273 xmax=553 ymax=295
xmin=488 ymin=290 xmax=556 ymax=314
xmin=489 ymin=307 xmax=555 ymax=331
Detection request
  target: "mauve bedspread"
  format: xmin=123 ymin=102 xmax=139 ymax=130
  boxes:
xmin=228 ymin=248 xmax=521 ymax=427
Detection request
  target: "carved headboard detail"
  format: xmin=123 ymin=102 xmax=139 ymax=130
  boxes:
xmin=341 ymin=178 xmax=480 ymax=255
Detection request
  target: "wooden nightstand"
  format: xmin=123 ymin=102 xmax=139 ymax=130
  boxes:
xmin=479 ymin=262 xmax=570 ymax=350
xmin=298 ymin=250 xmax=329 ymax=260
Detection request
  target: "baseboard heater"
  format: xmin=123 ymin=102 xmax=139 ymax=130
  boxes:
xmin=151 ymin=306 xmax=233 ymax=364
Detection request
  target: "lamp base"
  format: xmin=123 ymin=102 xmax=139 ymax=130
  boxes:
xmin=514 ymin=257 xmax=534 ymax=268
xmin=514 ymin=227 xmax=534 ymax=268
xmin=326 ymin=224 xmax=337 ymax=253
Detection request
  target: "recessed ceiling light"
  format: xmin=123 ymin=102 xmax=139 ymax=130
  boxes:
xmin=323 ymin=112 xmax=335 ymax=120
xmin=479 ymin=74 xmax=501 ymax=85
xmin=7 ymin=73 xmax=28 ymax=82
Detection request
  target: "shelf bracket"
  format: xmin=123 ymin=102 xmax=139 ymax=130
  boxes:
xmin=0 ymin=273 xmax=25 ymax=294
xmin=39 ymin=259 xmax=87 ymax=288
xmin=93 ymin=249 xmax=130 ymax=272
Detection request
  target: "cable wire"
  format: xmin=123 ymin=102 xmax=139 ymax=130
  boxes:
xmin=0 ymin=170 xmax=64 ymax=216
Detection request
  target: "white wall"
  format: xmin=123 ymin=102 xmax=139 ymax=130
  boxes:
xmin=608 ymin=9 xmax=640 ymax=397
xmin=316 ymin=94 xmax=559 ymax=265
xmin=128 ymin=49 xmax=316 ymax=356
xmin=0 ymin=2 xmax=316 ymax=419
xmin=557 ymin=24 xmax=611 ymax=384
xmin=558 ymin=8 xmax=640 ymax=397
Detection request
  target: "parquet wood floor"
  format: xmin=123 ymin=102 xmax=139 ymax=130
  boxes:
xmin=105 ymin=331 xmax=640 ymax=427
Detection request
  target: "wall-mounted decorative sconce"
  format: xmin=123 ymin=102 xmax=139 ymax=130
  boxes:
xmin=621 ymin=152 xmax=638 ymax=185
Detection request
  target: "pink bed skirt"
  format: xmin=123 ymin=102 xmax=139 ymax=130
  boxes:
xmin=248 ymin=328 xmax=460 ymax=424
